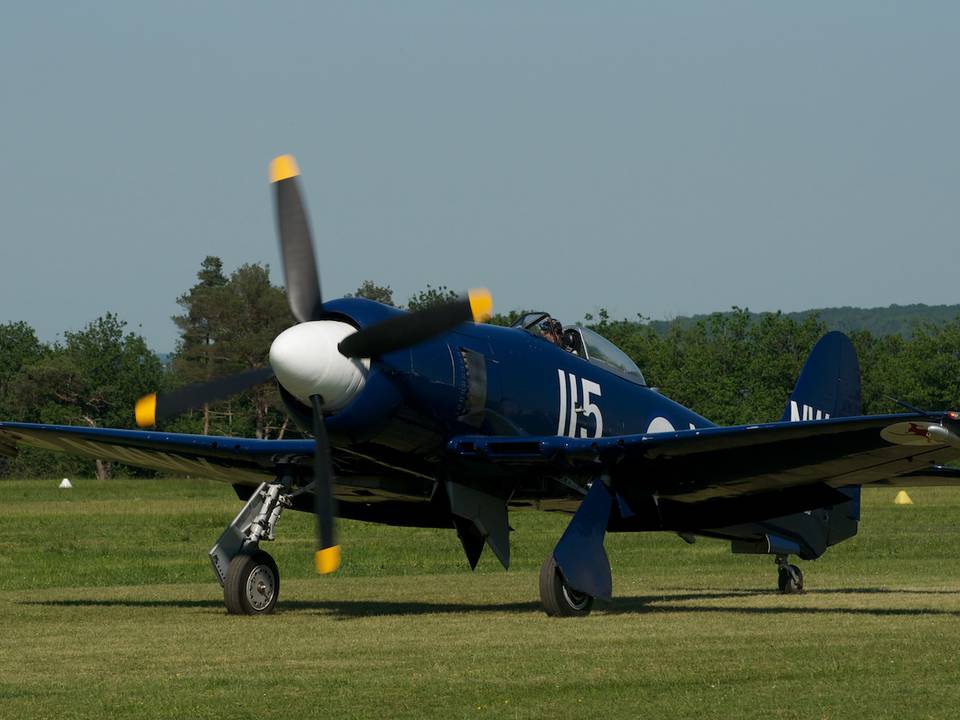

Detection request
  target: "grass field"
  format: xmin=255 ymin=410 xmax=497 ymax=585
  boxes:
xmin=3 ymin=479 xmax=960 ymax=719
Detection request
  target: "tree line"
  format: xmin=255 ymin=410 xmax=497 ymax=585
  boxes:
xmin=645 ymin=303 xmax=960 ymax=340
xmin=1 ymin=257 xmax=958 ymax=478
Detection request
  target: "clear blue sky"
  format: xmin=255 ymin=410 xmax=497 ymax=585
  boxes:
xmin=2 ymin=3 xmax=958 ymax=351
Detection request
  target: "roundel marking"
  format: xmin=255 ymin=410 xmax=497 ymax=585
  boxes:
xmin=647 ymin=416 xmax=675 ymax=434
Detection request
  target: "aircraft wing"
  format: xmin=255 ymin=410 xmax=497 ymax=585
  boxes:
xmin=6 ymin=414 xmax=958 ymax=505
xmin=0 ymin=421 xmax=314 ymax=485
xmin=446 ymin=412 xmax=960 ymax=503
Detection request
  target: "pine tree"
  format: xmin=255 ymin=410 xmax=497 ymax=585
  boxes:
xmin=172 ymin=256 xmax=228 ymax=434
xmin=170 ymin=257 xmax=294 ymax=438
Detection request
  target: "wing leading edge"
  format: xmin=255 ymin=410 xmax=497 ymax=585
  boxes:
xmin=0 ymin=422 xmax=314 ymax=485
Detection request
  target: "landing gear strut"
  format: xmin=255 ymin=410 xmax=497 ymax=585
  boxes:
xmin=210 ymin=481 xmax=296 ymax=615
xmin=775 ymin=554 xmax=804 ymax=594
xmin=539 ymin=554 xmax=594 ymax=617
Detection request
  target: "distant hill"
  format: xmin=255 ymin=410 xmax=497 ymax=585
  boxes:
xmin=647 ymin=303 xmax=960 ymax=337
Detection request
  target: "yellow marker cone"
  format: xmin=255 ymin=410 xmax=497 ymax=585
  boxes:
xmin=894 ymin=490 xmax=914 ymax=505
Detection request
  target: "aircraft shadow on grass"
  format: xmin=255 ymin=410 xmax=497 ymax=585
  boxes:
xmin=22 ymin=587 xmax=960 ymax=620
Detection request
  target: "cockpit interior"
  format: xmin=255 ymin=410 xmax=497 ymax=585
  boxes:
xmin=511 ymin=312 xmax=646 ymax=385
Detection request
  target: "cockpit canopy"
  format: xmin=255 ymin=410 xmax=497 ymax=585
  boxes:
xmin=512 ymin=312 xmax=646 ymax=385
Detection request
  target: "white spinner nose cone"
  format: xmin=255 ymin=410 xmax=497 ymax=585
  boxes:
xmin=269 ymin=321 xmax=368 ymax=410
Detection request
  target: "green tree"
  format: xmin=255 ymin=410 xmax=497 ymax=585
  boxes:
xmin=7 ymin=314 xmax=164 ymax=478
xmin=850 ymin=331 xmax=915 ymax=415
xmin=0 ymin=322 xmax=49 ymax=478
xmin=0 ymin=321 xmax=46 ymax=417
xmin=585 ymin=307 xmax=826 ymax=425
xmin=170 ymin=258 xmax=294 ymax=439
xmin=207 ymin=264 xmax=294 ymax=438
xmin=741 ymin=311 xmax=826 ymax=422
xmin=171 ymin=256 xmax=228 ymax=433
xmin=407 ymin=284 xmax=458 ymax=311
xmin=905 ymin=318 xmax=960 ymax=412
xmin=349 ymin=280 xmax=395 ymax=307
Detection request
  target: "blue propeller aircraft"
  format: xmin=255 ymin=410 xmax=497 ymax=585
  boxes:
xmin=3 ymin=155 xmax=960 ymax=616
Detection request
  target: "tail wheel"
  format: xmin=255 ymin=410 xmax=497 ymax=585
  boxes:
xmin=224 ymin=549 xmax=280 ymax=615
xmin=539 ymin=553 xmax=594 ymax=617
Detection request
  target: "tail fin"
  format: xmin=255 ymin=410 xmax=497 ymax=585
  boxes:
xmin=781 ymin=331 xmax=861 ymax=422
xmin=784 ymin=331 xmax=862 ymax=548
xmin=724 ymin=334 xmax=863 ymax=560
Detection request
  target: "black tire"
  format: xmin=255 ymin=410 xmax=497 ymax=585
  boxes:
xmin=539 ymin=553 xmax=594 ymax=617
xmin=777 ymin=564 xmax=804 ymax=595
xmin=224 ymin=549 xmax=280 ymax=615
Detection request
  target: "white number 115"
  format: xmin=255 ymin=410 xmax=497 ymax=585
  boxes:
xmin=557 ymin=370 xmax=603 ymax=438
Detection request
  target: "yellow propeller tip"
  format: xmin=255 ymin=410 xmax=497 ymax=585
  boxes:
xmin=134 ymin=393 xmax=157 ymax=429
xmin=468 ymin=288 xmax=493 ymax=323
xmin=315 ymin=545 xmax=341 ymax=574
xmin=269 ymin=154 xmax=300 ymax=183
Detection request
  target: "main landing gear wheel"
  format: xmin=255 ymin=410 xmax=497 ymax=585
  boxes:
xmin=777 ymin=562 xmax=804 ymax=595
xmin=539 ymin=553 xmax=594 ymax=617
xmin=224 ymin=549 xmax=280 ymax=615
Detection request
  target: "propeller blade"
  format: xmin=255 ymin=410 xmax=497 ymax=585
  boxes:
xmin=134 ymin=367 xmax=275 ymax=428
xmin=310 ymin=394 xmax=341 ymax=574
xmin=337 ymin=289 xmax=493 ymax=359
xmin=270 ymin=155 xmax=323 ymax=323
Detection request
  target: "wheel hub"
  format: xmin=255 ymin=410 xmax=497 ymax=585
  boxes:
xmin=246 ymin=565 xmax=276 ymax=611
xmin=561 ymin=584 xmax=591 ymax=611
